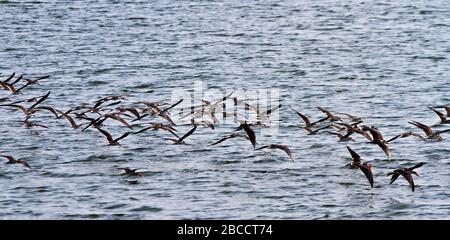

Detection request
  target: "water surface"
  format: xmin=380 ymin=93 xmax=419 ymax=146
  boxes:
xmin=0 ymin=0 xmax=449 ymax=219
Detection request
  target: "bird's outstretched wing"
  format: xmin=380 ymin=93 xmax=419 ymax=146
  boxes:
xmin=241 ymin=123 xmax=256 ymax=148
xmin=96 ymin=128 xmax=114 ymax=143
xmin=289 ymin=107 xmax=311 ymax=126
xmin=178 ymin=125 xmax=197 ymax=142
xmin=346 ymin=146 xmax=361 ymax=163
xmin=359 ymin=164 xmax=374 ymax=188
xmin=387 ymin=171 xmax=400 ymax=185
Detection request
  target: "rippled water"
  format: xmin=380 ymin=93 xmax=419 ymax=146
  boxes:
xmin=1 ymin=0 xmax=450 ymax=219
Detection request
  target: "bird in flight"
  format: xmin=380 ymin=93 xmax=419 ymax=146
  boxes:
xmin=408 ymin=120 xmax=450 ymax=141
xmin=117 ymin=167 xmax=144 ymax=177
xmin=427 ymin=106 xmax=450 ymax=124
xmin=209 ymin=133 xmax=250 ymax=147
xmin=254 ymin=144 xmax=294 ymax=161
xmin=386 ymin=131 xmax=425 ymax=143
xmin=345 ymin=146 xmax=374 ymax=188
xmin=387 ymin=162 xmax=425 ymax=192
xmin=361 ymin=125 xmax=391 ymax=160
xmin=317 ymin=107 xmax=342 ymax=122
xmin=163 ymin=124 xmax=197 ymax=144
xmin=1 ymin=155 xmax=31 ymax=169
xmin=289 ymin=106 xmax=329 ymax=128
xmin=96 ymin=128 xmax=130 ymax=146
xmin=239 ymin=122 xmax=256 ymax=148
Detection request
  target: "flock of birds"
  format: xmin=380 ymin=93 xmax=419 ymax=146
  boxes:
xmin=2 ymin=72 xmax=450 ymax=192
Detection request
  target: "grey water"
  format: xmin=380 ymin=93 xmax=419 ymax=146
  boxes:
xmin=0 ymin=0 xmax=449 ymax=219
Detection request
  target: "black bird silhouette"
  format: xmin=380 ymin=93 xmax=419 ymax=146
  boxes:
xmin=386 ymin=131 xmax=425 ymax=143
xmin=55 ymin=108 xmax=80 ymax=129
xmin=289 ymin=106 xmax=329 ymax=127
xmin=159 ymin=98 xmax=184 ymax=115
xmin=93 ymin=95 xmax=127 ymax=109
xmin=387 ymin=163 xmax=425 ymax=192
xmin=2 ymin=72 xmax=16 ymax=83
xmin=137 ymin=100 xmax=179 ymax=126
xmin=239 ymin=122 xmax=256 ymax=148
xmin=209 ymin=133 xmax=250 ymax=146
xmin=8 ymin=74 xmax=24 ymax=86
xmin=361 ymin=125 xmax=391 ymax=160
xmin=0 ymin=77 xmax=31 ymax=94
xmin=117 ymin=167 xmax=144 ymax=177
xmin=335 ymin=122 xmax=372 ymax=141
xmin=77 ymin=101 xmax=122 ymax=116
xmin=427 ymin=106 xmax=450 ymax=124
xmin=257 ymin=104 xmax=282 ymax=123
xmin=254 ymin=144 xmax=294 ymax=161
xmin=337 ymin=112 xmax=363 ymax=122
xmin=0 ymin=103 xmax=58 ymax=118
xmin=28 ymin=91 xmax=51 ymax=110
xmin=345 ymin=146 xmax=374 ymax=188
xmin=96 ymin=128 xmax=130 ymax=146
xmin=164 ymin=124 xmax=197 ymax=144
xmin=317 ymin=107 xmax=342 ymax=122
xmin=1 ymin=155 xmax=31 ymax=169
xmin=18 ymin=116 xmax=48 ymax=129
xmin=346 ymin=146 xmax=361 ymax=168
xmin=304 ymin=124 xmax=332 ymax=135
xmin=408 ymin=120 xmax=450 ymax=141
xmin=133 ymin=122 xmax=179 ymax=138
xmin=433 ymin=105 xmax=450 ymax=117
xmin=83 ymin=113 xmax=132 ymax=131
xmin=23 ymin=75 xmax=50 ymax=85
xmin=326 ymin=130 xmax=354 ymax=142
xmin=116 ymin=107 xmax=141 ymax=119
